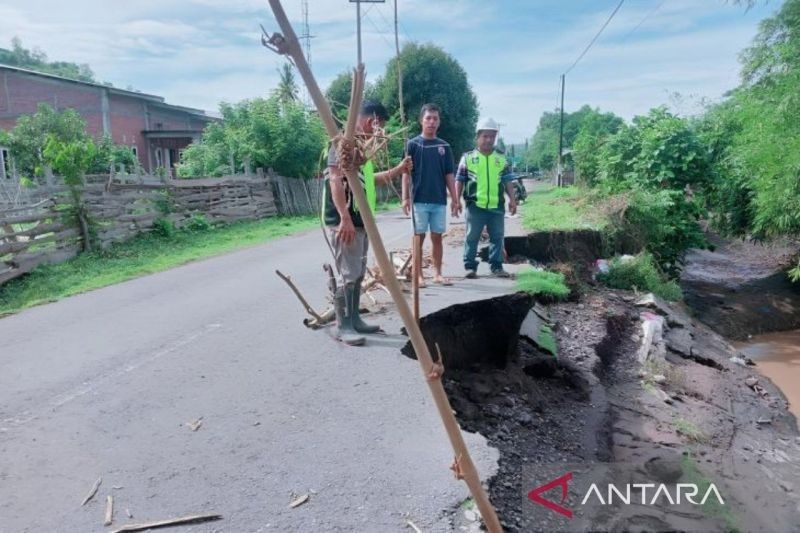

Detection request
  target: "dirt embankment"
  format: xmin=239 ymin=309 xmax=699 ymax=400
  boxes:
xmin=407 ymin=288 xmax=800 ymax=531
xmin=681 ymin=234 xmax=800 ymax=339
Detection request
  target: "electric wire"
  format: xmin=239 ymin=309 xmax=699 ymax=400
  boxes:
xmin=623 ymin=0 xmax=665 ymax=41
xmin=564 ymin=0 xmax=626 ymax=75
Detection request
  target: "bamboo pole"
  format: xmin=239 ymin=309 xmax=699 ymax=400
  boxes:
xmin=413 ymin=234 xmax=421 ymax=320
xmin=265 ymin=2 xmax=502 ymax=530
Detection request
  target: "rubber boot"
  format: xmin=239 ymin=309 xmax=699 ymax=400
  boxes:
xmin=335 ymin=286 xmax=365 ymax=346
xmin=351 ymin=278 xmax=380 ymax=334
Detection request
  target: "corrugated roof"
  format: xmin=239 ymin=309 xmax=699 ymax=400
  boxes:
xmin=0 ymin=64 xmax=212 ymax=118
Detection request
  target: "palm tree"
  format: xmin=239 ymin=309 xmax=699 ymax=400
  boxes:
xmin=274 ymin=63 xmax=299 ymax=104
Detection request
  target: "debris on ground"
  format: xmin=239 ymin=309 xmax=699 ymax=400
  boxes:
xmin=80 ymin=476 xmax=102 ymax=506
xmin=104 ymin=495 xmax=114 ymax=526
xmin=108 ymin=513 xmax=222 ymax=533
xmin=289 ymin=494 xmax=309 ymax=508
xmin=186 ymin=417 xmax=203 ymax=431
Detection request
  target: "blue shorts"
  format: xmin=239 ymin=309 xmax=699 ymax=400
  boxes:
xmin=413 ymin=203 xmax=446 ymax=234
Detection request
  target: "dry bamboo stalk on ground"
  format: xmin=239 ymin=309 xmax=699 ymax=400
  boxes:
xmin=108 ymin=513 xmax=221 ymax=533
xmin=80 ymin=476 xmax=102 ymax=506
xmin=276 ymin=269 xmax=323 ymax=321
xmin=104 ymin=495 xmax=114 ymax=526
xmin=264 ymin=3 xmax=502 ymax=530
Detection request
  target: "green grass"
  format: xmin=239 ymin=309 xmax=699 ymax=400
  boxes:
xmin=674 ymin=418 xmax=708 ymax=444
xmin=522 ymin=186 xmax=602 ymax=231
xmin=515 ymin=268 xmax=571 ymax=299
xmin=597 ymin=253 xmax=683 ymax=301
xmin=681 ymin=454 xmax=739 ymax=531
xmin=0 ymin=215 xmax=320 ymax=315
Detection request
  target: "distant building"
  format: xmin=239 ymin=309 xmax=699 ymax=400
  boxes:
xmin=0 ymin=64 xmax=215 ymax=174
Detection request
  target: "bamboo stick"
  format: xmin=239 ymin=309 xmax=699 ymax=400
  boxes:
xmin=265 ymin=3 xmax=502 ymax=530
xmin=275 ymin=269 xmax=324 ymax=321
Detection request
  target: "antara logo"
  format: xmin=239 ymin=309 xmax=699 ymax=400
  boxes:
xmin=528 ymin=472 xmax=725 ymax=519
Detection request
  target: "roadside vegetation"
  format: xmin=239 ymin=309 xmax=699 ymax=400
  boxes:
xmin=523 ymin=0 xmax=800 ymax=285
xmin=0 ymin=215 xmax=319 ymax=315
xmin=515 ymin=268 xmax=570 ymax=300
xmin=521 ymin=186 xmax=603 ymax=232
xmin=597 ymin=254 xmax=683 ymax=301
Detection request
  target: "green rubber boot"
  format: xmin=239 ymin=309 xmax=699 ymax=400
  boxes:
xmin=351 ymin=278 xmax=380 ymax=334
xmin=335 ymin=286 xmax=365 ymax=346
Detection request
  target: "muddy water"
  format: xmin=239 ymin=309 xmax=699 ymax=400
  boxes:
xmin=735 ymin=330 xmax=800 ymax=419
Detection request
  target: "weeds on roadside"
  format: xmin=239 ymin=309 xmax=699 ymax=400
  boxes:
xmin=597 ymin=253 xmax=682 ymax=301
xmin=516 ymin=268 xmax=570 ymax=300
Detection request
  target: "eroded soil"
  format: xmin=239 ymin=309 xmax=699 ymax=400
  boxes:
xmin=415 ymin=289 xmax=800 ymax=532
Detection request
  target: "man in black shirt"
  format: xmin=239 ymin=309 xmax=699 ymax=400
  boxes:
xmin=401 ymin=103 xmax=460 ymax=285
xmin=324 ymin=101 xmax=411 ymax=345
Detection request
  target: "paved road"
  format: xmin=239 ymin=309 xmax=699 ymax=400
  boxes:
xmin=0 ymin=209 xmax=513 ymax=532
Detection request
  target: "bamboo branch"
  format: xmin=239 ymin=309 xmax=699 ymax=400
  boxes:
xmin=276 ymin=269 xmax=323 ymax=321
xmin=108 ymin=513 xmax=221 ymax=533
xmin=104 ymin=495 xmax=114 ymax=526
xmin=265 ymin=3 xmax=502 ymax=530
xmin=80 ymin=476 xmax=102 ymax=506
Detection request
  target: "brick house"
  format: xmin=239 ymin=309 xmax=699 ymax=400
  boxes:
xmin=0 ymin=64 xmax=216 ymax=174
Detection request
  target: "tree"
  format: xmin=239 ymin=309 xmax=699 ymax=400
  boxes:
xmin=43 ymin=136 xmax=98 ymax=250
xmin=572 ymin=108 xmax=625 ymax=184
xmin=273 ymin=63 xmax=299 ymax=104
xmin=178 ymin=96 xmax=326 ymax=179
xmin=1 ymin=103 xmax=140 ymax=180
xmin=324 ymin=70 xmax=380 ymax=123
xmin=2 ymin=103 xmax=87 ymax=180
xmin=0 ymin=37 xmax=96 ymax=83
xmin=596 ymin=107 xmax=711 ymax=275
xmin=702 ymin=0 xmax=800 ymax=240
xmin=376 ymin=43 xmax=479 ymax=158
xmin=525 ymin=105 xmax=597 ymax=171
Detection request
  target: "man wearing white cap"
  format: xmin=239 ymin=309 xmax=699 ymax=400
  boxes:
xmin=455 ymin=118 xmax=517 ymax=278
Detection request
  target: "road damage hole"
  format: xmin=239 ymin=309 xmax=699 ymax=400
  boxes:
xmin=401 ymin=293 xmax=534 ymax=370
xmin=402 ymin=294 xmax=620 ymax=531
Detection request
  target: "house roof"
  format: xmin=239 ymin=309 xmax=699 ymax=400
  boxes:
xmin=0 ymin=64 xmax=212 ymax=119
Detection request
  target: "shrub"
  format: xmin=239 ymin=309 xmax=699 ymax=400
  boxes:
xmin=597 ymin=253 xmax=682 ymax=301
xmin=184 ymin=213 xmax=212 ymax=232
xmin=151 ymin=218 xmax=175 ymax=238
xmin=604 ymin=188 xmax=707 ymax=277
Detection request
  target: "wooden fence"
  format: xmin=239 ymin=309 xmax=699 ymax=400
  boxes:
xmin=0 ymin=171 xmax=400 ymax=286
xmin=269 ymin=174 xmax=400 ymax=217
xmin=0 ymin=174 xmax=276 ymax=286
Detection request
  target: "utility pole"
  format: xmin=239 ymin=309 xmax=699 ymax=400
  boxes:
xmin=349 ymin=0 xmax=385 ymax=65
xmin=393 ymin=0 xmax=404 ymax=124
xmin=524 ymin=138 xmax=529 ymax=173
xmin=298 ymin=0 xmax=315 ymax=106
xmin=557 ymin=73 xmax=565 ymax=187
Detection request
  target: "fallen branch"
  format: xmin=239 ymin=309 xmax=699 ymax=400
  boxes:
xmin=276 ymin=269 xmax=323 ymax=322
xmin=80 ymin=476 xmax=102 ymax=506
xmin=303 ymin=307 xmax=335 ymax=329
xmin=104 ymin=495 xmax=114 ymax=526
xmin=108 ymin=513 xmax=222 ymax=533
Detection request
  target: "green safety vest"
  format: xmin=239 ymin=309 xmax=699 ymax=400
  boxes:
xmin=321 ymin=159 xmax=377 ymax=227
xmin=353 ymin=159 xmax=377 ymax=213
xmin=464 ymin=150 xmax=507 ymax=210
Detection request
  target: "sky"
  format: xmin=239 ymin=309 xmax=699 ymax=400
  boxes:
xmin=0 ymin=0 xmax=780 ymax=142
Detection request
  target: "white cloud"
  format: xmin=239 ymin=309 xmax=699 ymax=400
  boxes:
xmin=0 ymin=0 xmax=775 ymax=142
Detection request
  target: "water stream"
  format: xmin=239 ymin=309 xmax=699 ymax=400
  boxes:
xmin=735 ymin=330 xmax=800 ymax=420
